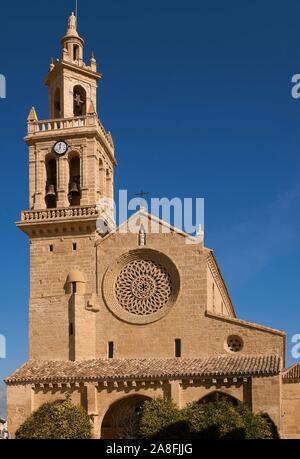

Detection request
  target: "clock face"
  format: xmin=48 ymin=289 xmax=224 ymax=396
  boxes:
xmin=54 ymin=141 xmax=68 ymax=156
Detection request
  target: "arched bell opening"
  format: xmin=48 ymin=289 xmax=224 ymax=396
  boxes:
xmin=53 ymin=87 xmax=61 ymax=119
xmin=68 ymin=154 xmax=81 ymax=207
xmin=45 ymin=156 xmax=57 ymax=209
xmin=73 ymin=85 xmax=86 ymax=117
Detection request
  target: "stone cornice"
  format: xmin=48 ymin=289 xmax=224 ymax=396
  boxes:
xmin=44 ymin=60 xmax=102 ymax=86
xmin=16 ymin=205 xmax=100 ymax=237
xmin=206 ymin=310 xmax=286 ymax=337
xmin=206 ymin=250 xmax=236 ymax=317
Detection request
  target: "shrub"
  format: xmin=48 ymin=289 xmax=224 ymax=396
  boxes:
xmin=138 ymin=398 xmax=183 ymax=439
xmin=139 ymin=398 xmax=279 ymax=439
xmin=182 ymin=400 xmax=279 ymax=439
xmin=15 ymin=397 xmax=91 ymax=440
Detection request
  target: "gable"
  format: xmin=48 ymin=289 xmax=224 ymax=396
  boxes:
xmin=96 ymin=208 xmax=203 ymax=247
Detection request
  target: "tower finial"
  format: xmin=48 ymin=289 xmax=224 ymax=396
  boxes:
xmin=68 ymin=12 xmax=77 ymax=31
xmin=75 ymin=0 xmax=78 ymax=24
xmin=49 ymin=57 xmax=55 ymax=71
xmin=61 ymin=11 xmax=84 ymax=63
xmin=64 ymin=11 xmax=80 ymax=39
xmin=27 ymin=107 xmax=38 ymax=123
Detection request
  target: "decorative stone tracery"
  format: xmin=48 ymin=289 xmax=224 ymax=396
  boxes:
xmin=103 ymin=249 xmax=180 ymax=324
xmin=115 ymin=260 xmax=172 ymax=316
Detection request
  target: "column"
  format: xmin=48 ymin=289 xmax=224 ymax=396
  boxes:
xmin=33 ymin=150 xmax=46 ymax=210
xmin=57 ymin=156 xmax=69 ymax=208
xmin=169 ymin=380 xmax=182 ymax=408
xmin=80 ymin=147 xmax=89 ymax=205
xmin=86 ymin=383 xmax=100 ymax=439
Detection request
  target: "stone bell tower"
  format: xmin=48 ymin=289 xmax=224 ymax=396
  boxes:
xmin=26 ymin=12 xmax=115 ymax=212
xmin=17 ymin=13 xmax=117 ymax=362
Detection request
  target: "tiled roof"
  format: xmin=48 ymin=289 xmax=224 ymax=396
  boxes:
xmin=283 ymin=363 xmax=300 ymax=381
xmin=6 ymin=355 xmax=281 ymax=384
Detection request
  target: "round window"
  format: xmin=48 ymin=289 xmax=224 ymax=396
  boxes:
xmin=227 ymin=335 xmax=243 ymax=353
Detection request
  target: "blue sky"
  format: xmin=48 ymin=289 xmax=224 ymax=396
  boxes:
xmin=1 ymin=0 xmax=300 ymax=415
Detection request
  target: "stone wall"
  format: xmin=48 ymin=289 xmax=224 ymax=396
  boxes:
xmin=29 ymin=234 xmax=96 ymax=360
xmin=251 ymin=375 xmax=281 ymax=429
xmin=6 ymin=385 xmax=33 ymax=439
xmin=94 ymin=226 xmax=285 ymax=360
xmin=281 ymin=382 xmax=300 ymax=438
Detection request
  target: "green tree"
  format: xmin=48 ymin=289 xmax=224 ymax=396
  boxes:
xmin=139 ymin=398 xmax=279 ymax=439
xmin=15 ymin=397 xmax=91 ymax=440
xmin=183 ymin=399 xmax=279 ymax=439
xmin=138 ymin=398 xmax=183 ymax=439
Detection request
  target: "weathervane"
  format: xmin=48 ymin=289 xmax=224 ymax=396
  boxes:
xmin=135 ymin=191 xmax=149 ymax=199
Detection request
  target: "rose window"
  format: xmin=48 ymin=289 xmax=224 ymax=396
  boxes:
xmin=115 ymin=260 xmax=172 ymax=316
xmin=103 ymin=249 xmax=180 ymax=324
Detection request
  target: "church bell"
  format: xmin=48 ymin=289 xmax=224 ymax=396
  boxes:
xmin=69 ymin=182 xmax=80 ymax=196
xmin=46 ymin=184 xmax=56 ymax=197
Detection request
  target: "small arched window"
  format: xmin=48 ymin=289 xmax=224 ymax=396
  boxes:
xmin=73 ymin=85 xmax=86 ymax=117
xmin=73 ymin=45 xmax=79 ymax=62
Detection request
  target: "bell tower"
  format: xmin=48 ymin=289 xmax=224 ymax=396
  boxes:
xmin=17 ymin=13 xmax=117 ymax=361
xmin=47 ymin=12 xmax=97 ymax=120
xmin=24 ymin=12 xmax=116 ymax=212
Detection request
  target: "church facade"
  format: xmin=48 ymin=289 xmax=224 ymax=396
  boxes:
xmin=5 ymin=14 xmax=300 ymax=439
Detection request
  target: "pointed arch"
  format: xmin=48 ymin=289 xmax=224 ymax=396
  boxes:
xmin=101 ymin=394 xmax=152 ymax=439
xmin=198 ymin=391 xmax=240 ymax=406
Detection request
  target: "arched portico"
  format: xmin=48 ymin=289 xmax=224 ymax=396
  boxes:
xmin=101 ymin=394 xmax=152 ymax=439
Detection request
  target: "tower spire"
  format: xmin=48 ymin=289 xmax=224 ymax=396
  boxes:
xmin=75 ymin=0 xmax=78 ymax=25
xmin=61 ymin=12 xmax=84 ymax=65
